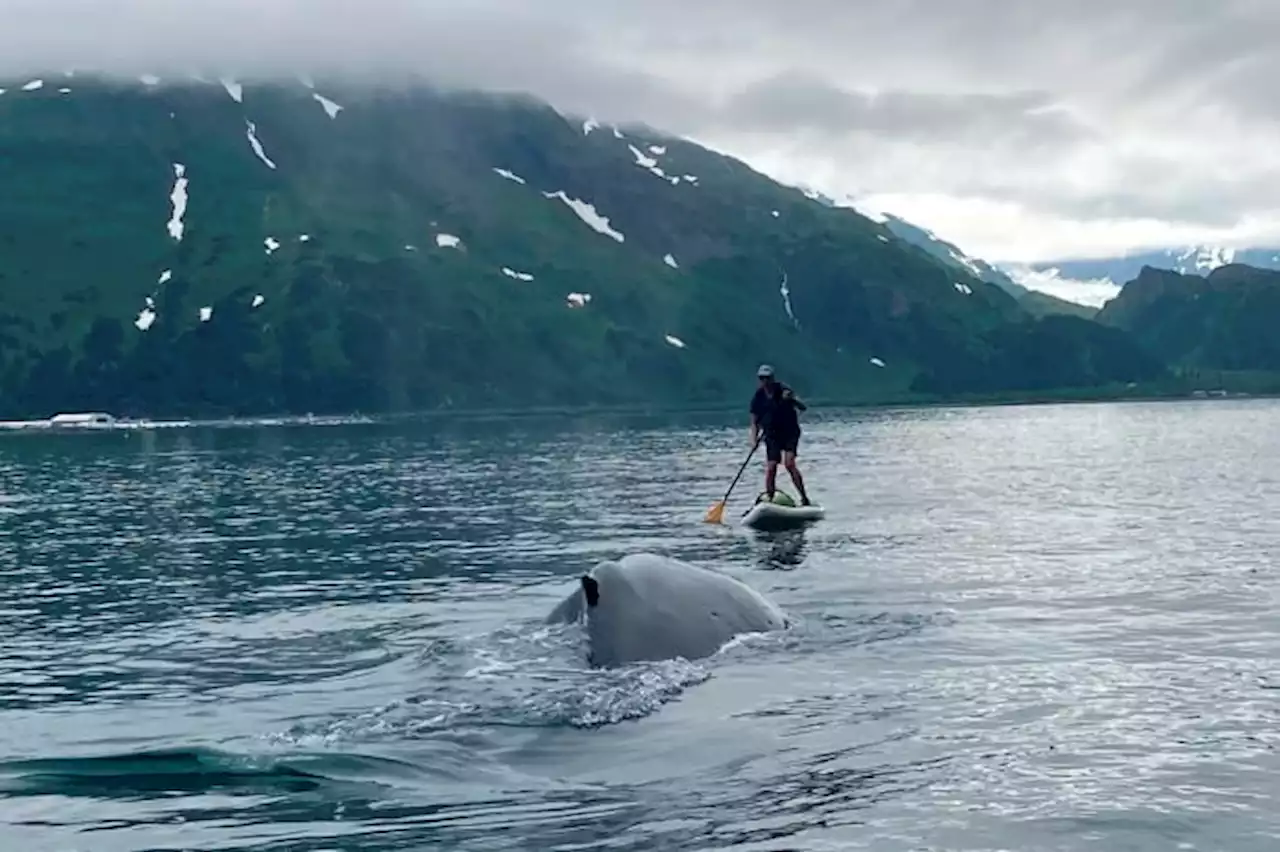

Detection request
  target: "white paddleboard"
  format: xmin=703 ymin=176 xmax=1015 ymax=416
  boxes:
xmin=740 ymin=501 xmax=825 ymax=531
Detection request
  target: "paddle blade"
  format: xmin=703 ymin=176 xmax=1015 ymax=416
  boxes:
xmin=703 ymin=501 xmax=727 ymax=524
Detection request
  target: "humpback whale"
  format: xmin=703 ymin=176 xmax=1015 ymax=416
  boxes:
xmin=546 ymin=553 xmax=788 ymax=668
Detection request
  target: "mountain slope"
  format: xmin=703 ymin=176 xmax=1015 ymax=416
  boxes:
xmin=874 ymin=213 xmax=1099 ymax=318
xmin=1096 ymin=263 xmax=1280 ymax=371
xmin=0 ymin=72 xmax=1160 ymax=417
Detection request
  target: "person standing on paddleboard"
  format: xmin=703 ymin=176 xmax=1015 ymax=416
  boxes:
xmin=749 ymin=364 xmax=811 ymax=506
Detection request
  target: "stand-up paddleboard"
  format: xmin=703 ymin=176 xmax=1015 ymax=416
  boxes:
xmin=740 ymin=492 xmax=825 ymax=531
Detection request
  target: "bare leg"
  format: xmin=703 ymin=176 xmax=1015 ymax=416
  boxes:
xmin=783 ymin=452 xmax=809 ymax=505
xmin=764 ymin=460 xmax=779 ymax=501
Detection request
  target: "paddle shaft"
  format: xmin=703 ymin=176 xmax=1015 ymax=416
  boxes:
xmin=718 ymin=433 xmax=763 ymax=506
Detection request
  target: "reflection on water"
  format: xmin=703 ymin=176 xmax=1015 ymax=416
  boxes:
xmin=2 ymin=401 xmax=1280 ymax=850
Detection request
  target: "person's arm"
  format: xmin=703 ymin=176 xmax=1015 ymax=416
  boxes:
xmin=749 ymin=394 xmax=762 ymax=445
xmin=781 ymin=385 xmax=807 ymax=411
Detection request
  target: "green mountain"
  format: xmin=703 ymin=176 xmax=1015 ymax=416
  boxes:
xmin=1097 ymin=264 xmax=1280 ymax=371
xmin=1017 ymin=289 xmax=1101 ymax=320
xmin=0 ymin=71 xmax=1163 ymax=418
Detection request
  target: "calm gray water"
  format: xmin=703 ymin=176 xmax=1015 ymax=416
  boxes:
xmin=1 ymin=401 xmax=1278 ymax=851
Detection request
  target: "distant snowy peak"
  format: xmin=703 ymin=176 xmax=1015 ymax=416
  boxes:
xmin=1174 ymin=245 xmax=1236 ymax=272
xmin=1030 ymin=244 xmax=1280 ymax=290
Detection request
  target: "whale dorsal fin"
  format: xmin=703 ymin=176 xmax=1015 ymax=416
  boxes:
xmin=581 ymin=575 xmax=600 ymax=607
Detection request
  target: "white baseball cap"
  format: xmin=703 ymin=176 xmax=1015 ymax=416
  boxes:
xmin=756 ymin=364 xmax=774 ymax=378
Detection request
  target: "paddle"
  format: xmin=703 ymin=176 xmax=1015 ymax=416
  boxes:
xmin=703 ymin=433 xmax=763 ymax=524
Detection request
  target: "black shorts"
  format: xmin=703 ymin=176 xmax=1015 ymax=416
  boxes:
xmin=765 ymin=429 xmax=800 ymax=462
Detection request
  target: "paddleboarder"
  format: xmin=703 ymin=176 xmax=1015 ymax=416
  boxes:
xmin=749 ymin=364 xmax=811 ymax=506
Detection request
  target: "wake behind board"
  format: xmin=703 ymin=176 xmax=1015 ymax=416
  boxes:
xmin=741 ymin=497 xmax=825 ymax=531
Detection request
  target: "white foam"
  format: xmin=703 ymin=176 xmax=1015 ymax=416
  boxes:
xmin=0 ymin=90 xmax=6 ymax=96
xmin=682 ymin=174 xmax=699 ymax=184
xmin=501 ymin=267 xmax=534 ymax=281
xmin=566 ymin=292 xmax=592 ymax=308
xmin=313 ymin=93 xmax=342 ymax=119
xmin=612 ymin=127 xmax=624 ymax=139
xmin=877 ymin=235 xmax=889 ymax=242
xmin=299 ymin=234 xmax=311 ymax=242
xmin=158 ymin=269 xmax=172 ymax=285
xmin=58 ymin=88 xmax=71 ymax=95
xmin=542 ymin=191 xmax=625 ymax=242
xmin=298 ymin=74 xmax=316 ymax=90
xmin=493 ymin=168 xmax=526 ymax=185
xmin=870 ymin=357 xmax=886 ymax=368
xmin=21 ymin=79 xmax=43 ymax=92
xmin=166 ymin=163 xmax=189 ymax=242
xmin=220 ymin=78 xmax=243 ymax=103
xmin=252 ymin=294 xmax=265 ymax=308
xmin=135 ymin=307 xmax=156 ymax=331
xmin=665 ymin=334 xmax=686 ymax=348
xmin=264 ymin=237 xmax=280 ymax=255
xmin=140 ymin=75 xmax=161 ymax=87
xmin=664 ymin=254 xmax=679 ymax=269
xmin=648 ymin=145 xmax=667 ymax=155
xmin=436 ymin=233 xmax=462 ymax=249
xmin=771 ymin=210 xmax=780 ymax=218
xmin=582 ymin=117 xmax=600 ymax=135
xmin=245 ymin=120 xmax=276 ymax=169
xmin=199 ymin=306 xmax=213 ymax=322
xmin=954 ymin=282 xmax=973 ymax=296
xmin=405 ymin=244 xmax=418 ymax=251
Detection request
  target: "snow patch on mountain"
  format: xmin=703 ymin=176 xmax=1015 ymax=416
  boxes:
xmin=166 ymin=164 xmax=189 ymax=241
xmin=313 ymin=93 xmax=343 ymax=119
xmin=779 ymin=271 xmax=798 ymax=328
xmin=135 ymin=304 xmax=156 ymax=331
xmin=543 ymin=191 xmax=625 ymax=242
xmin=493 ymin=167 xmax=526 ymax=185
xmin=627 ymin=144 xmax=680 ymax=185
xmin=245 ymin=120 xmax=276 ymax=169
xmin=220 ymin=78 xmax=243 ymax=103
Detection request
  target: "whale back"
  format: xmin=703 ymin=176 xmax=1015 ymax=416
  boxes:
xmin=578 ymin=553 xmax=787 ymax=667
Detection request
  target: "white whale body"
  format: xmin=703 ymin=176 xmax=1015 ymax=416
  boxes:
xmin=545 ymin=552 xmax=788 ymax=668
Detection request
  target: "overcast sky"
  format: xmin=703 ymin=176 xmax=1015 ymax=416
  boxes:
xmin=3 ymin=0 xmax=1278 ymax=269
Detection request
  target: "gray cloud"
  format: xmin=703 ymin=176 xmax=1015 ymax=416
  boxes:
xmin=1 ymin=0 xmax=1279 ymax=261
xmin=712 ymin=72 xmax=1091 ymax=147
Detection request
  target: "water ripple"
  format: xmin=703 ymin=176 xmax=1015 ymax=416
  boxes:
xmin=2 ymin=401 xmax=1280 ymax=850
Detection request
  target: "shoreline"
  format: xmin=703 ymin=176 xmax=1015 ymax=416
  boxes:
xmin=1 ymin=385 xmax=1272 ymax=435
